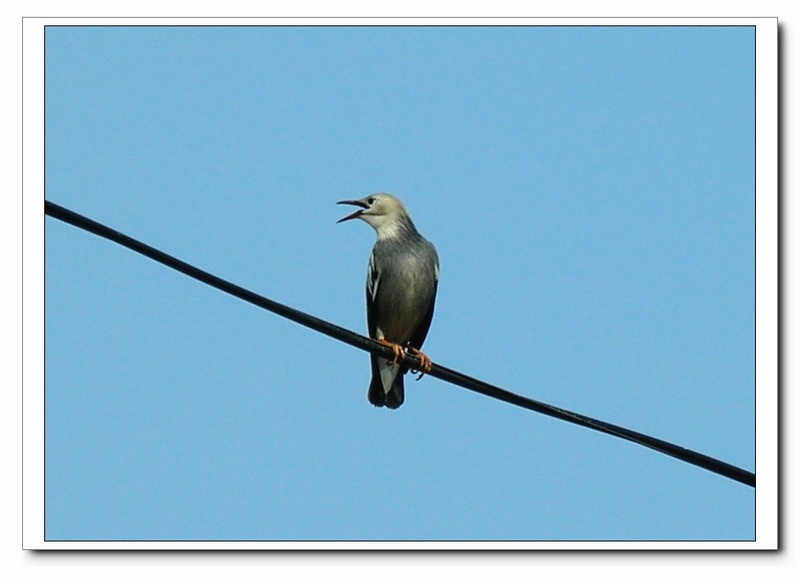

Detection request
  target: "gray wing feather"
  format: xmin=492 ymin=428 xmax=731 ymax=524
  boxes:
xmin=366 ymin=251 xmax=404 ymax=407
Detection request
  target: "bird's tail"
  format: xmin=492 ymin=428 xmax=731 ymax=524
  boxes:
xmin=368 ymin=359 xmax=405 ymax=409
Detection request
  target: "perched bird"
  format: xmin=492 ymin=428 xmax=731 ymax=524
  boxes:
xmin=337 ymin=193 xmax=439 ymax=409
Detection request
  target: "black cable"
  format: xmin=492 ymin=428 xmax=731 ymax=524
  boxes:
xmin=44 ymin=200 xmax=756 ymax=488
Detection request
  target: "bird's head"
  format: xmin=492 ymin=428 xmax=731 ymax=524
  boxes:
xmin=336 ymin=193 xmax=410 ymax=236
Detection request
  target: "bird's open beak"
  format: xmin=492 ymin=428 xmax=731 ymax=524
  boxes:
xmin=336 ymin=199 xmax=368 ymax=223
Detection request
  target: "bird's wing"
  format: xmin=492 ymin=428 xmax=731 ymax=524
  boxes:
xmin=408 ymin=278 xmax=437 ymax=351
xmin=366 ymin=251 xmax=404 ymax=406
xmin=366 ymin=250 xmax=380 ymax=339
xmin=408 ymin=247 xmax=439 ymax=350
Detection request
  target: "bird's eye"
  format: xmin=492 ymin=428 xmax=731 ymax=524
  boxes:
xmin=368 ymin=197 xmax=375 ymax=205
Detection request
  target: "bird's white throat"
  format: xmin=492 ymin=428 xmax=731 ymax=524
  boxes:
xmin=362 ymin=214 xmax=406 ymax=241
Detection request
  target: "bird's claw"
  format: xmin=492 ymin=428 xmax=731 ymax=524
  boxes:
xmin=407 ymin=347 xmax=432 ymax=380
xmin=378 ymin=339 xmax=405 ymax=365
xmin=378 ymin=340 xmax=432 ymax=380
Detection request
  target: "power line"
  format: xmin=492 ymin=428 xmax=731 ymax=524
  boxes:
xmin=44 ymin=200 xmax=756 ymax=488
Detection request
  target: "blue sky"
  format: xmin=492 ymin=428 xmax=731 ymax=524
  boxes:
xmin=44 ymin=25 xmax=755 ymax=542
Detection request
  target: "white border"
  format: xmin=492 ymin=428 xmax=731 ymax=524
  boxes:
xmin=752 ymin=15 xmax=779 ymax=550
xmin=22 ymin=16 xmax=46 ymax=552
xmin=22 ymin=16 xmax=778 ymax=551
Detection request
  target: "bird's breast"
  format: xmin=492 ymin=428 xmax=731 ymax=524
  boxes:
xmin=372 ymin=251 xmax=435 ymax=343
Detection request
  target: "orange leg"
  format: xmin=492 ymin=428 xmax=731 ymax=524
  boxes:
xmin=378 ymin=339 xmax=405 ymax=365
xmin=407 ymin=346 xmax=432 ymax=380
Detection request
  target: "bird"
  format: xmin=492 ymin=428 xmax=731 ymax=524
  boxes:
xmin=337 ymin=193 xmax=439 ymax=409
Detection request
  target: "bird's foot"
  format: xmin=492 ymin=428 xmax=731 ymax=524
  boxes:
xmin=407 ymin=347 xmax=432 ymax=380
xmin=378 ymin=339 xmax=405 ymax=365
